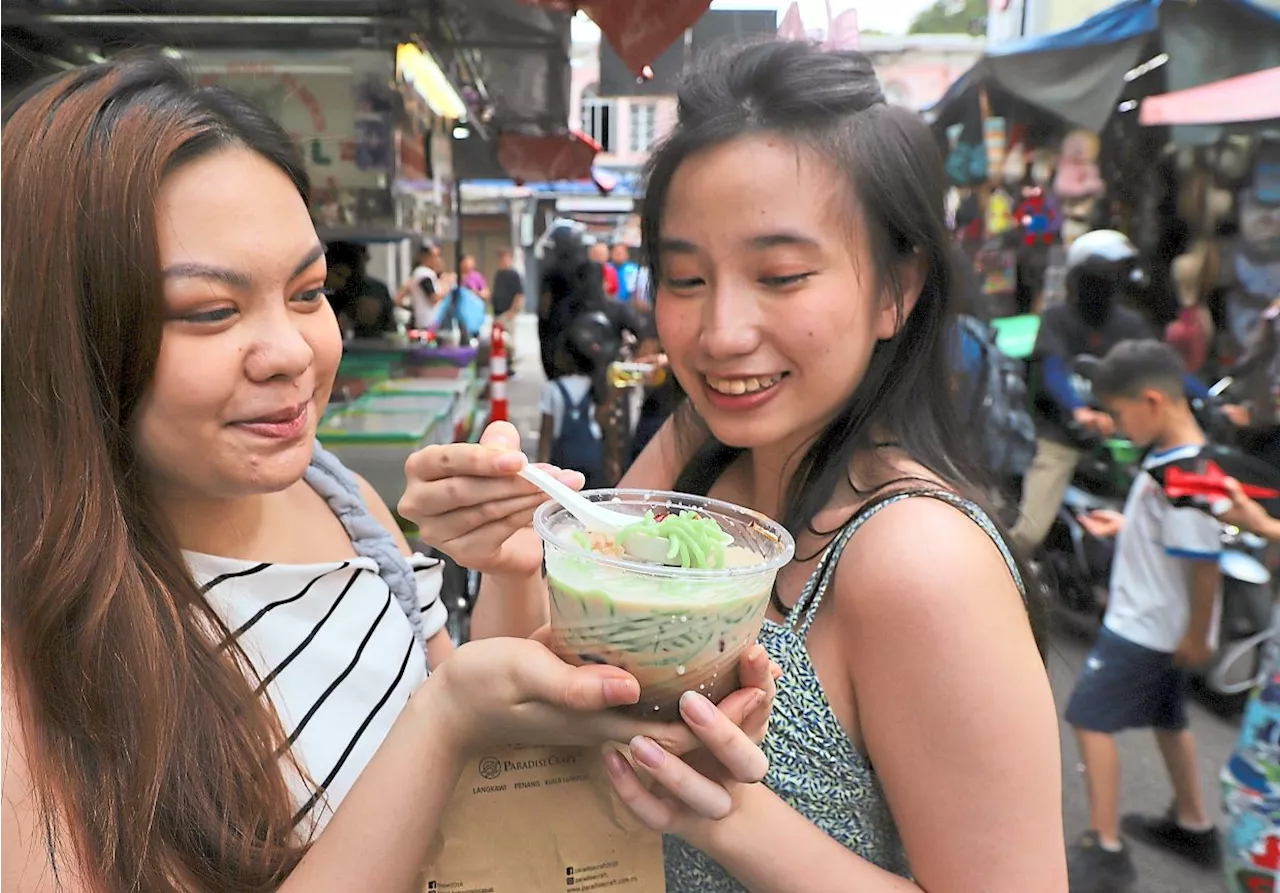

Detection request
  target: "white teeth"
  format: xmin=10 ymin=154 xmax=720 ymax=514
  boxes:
xmin=706 ymin=374 xmax=782 ymax=396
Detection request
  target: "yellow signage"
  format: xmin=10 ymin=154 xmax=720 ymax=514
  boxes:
xmin=396 ymin=43 xmax=467 ymax=121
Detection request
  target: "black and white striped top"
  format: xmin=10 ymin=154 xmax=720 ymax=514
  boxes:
xmin=190 ymin=551 xmax=446 ymax=835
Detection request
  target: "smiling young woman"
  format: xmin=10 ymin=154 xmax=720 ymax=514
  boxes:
xmin=401 ymin=41 xmax=1066 ymax=893
xmin=0 ymin=54 xmax=772 ymax=893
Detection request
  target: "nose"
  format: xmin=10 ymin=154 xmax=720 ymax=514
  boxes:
xmin=243 ymin=304 xmax=314 ymax=383
xmin=699 ymin=279 xmax=762 ymax=360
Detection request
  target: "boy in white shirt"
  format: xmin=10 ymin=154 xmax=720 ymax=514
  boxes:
xmin=1065 ymin=340 xmax=1223 ymax=892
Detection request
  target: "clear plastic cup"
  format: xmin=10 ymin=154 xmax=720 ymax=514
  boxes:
xmin=533 ymin=489 xmax=796 ymax=715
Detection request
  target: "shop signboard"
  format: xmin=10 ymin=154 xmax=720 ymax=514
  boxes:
xmin=188 ymin=50 xmax=396 ymax=227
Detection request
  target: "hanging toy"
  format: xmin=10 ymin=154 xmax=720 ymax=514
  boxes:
xmin=1016 ymin=185 xmax=1061 ymax=246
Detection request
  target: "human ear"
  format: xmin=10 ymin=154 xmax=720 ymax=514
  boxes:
xmin=874 ymin=251 xmax=927 ymax=341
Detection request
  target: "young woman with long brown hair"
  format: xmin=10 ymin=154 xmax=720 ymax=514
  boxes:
xmin=0 ymin=55 xmax=772 ymax=892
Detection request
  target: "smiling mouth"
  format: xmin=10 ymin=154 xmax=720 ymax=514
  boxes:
xmin=704 ymin=373 xmax=787 ymax=396
xmin=237 ymin=403 xmax=307 ymax=425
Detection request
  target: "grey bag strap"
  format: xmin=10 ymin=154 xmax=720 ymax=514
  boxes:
xmin=305 ymin=443 xmax=426 ymax=651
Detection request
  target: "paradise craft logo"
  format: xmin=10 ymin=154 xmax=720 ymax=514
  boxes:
xmin=478 ymin=756 xmax=503 ymax=780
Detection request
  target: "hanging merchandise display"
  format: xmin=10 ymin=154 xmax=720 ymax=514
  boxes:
xmin=984 ymin=117 xmax=1008 ymax=181
xmin=985 ymin=185 xmax=1015 ymax=237
xmin=1054 ymin=129 xmax=1105 ymax=247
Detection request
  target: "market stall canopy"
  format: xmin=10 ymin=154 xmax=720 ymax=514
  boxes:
xmin=928 ymin=0 xmax=1280 ymax=133
xmin=3 ymin=0 xmax=573 ymax=143
xmin=1139 ymin=66 xmax=1280 ymax=127
xmin=4 ymin=0 xmax=705 ymax=182
xmin=523 ymin=0 xmax=712 ymax=78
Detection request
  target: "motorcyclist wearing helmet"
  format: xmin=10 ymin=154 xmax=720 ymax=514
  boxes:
xmin=534 ymin=220 xmax=649 ymax=381
xmin=1009 ymin=230 xmax=1155 ymax=553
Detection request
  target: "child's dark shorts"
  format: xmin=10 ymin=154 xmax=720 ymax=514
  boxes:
xmin=1065 ymin=626 xmax=1189 ymax=733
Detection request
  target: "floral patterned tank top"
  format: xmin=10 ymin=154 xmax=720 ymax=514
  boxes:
xmin=663 ymin=489 xmax=1024 ymax=891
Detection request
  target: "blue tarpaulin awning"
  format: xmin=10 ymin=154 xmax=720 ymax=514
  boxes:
xmin=928 ymin=0 xmax=1280 ymax=133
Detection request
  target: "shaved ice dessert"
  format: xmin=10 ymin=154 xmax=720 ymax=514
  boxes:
xmin=533 ymin=490 xmax=795 ymax=715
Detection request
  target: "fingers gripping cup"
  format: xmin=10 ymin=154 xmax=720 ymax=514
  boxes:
xmin=534 ymin=489 xmax=795 ymax=716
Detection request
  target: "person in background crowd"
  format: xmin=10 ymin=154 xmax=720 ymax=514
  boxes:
xmin=1231 ymin=296 xmax=1280 ymax=468
xmin=459 ymin=253 xmax=488 ymax=300
xmin=1068 ymin=341 xmax=1223 ymax=892
xmin=325 ymin=240 xmax=397 ymax=338
xmin=590 ymin=239 xmax=620 ymax=297
xmin=1010 ymin=231 xmax=1154 ymax=554
xmin=490 ymin=246 xmax=525 ymax=364
xmin=432 ymin=277 xmax=487 ymax=343
xmin=1214 ymin=477 xmax=1279 ymax=893
xmin=610 ymin=242 xmax=640 ymax=303
xmin=538 ymin=226 xmax=646 ymax=382
xmin=627 ymin=351 xmax=678 ymax=470
xmin=403 ymin=40 xmax=1064 ymax=893
xmin=396 ymin=240 xmax=442 ymax=330
xmin=0 ymin=54 xmax=771 ymax=893
xmin=537 ymin=312 xmax=611 ymax=489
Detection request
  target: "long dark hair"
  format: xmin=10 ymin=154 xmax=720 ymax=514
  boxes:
xmin=2 ymin=54 xmax=312 ymax=890
xmin=642 ymin=41 xmax=1043 ymax=641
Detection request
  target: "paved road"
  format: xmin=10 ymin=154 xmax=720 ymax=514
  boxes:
xmin=505 ymin=314 xmax=1239 ymax=892
xmin=1050 ymin=622 xmax=1235 ymax=893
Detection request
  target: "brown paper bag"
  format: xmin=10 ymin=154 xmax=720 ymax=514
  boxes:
xmin=422 ymin=744 xmax=666 ymax=893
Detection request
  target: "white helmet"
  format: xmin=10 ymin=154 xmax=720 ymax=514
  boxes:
xmin=1064 ymin=229 xmax=1138 ymax=272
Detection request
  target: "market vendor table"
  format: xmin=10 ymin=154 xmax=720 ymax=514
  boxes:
xmin=318 ymin=366 xmax=491 ymax=509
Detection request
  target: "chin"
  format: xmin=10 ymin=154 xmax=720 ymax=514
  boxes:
xmin=234 ymin=439 xmax=317 ymax=493
xmin=698 ymin=412 xmax=782 ymax=450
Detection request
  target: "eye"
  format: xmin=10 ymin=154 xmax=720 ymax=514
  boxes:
xmin=179 ymin=306 xmax=237 ymax=324
xmin=759 ymin=272 xmax=814 ymax=288
xmin=294 ymin=287 xmax=331 ymax=305
xmin=663 ymin=277 xmax=705 ymax=292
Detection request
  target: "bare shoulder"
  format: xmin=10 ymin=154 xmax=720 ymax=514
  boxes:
xmin=825 ymin=497 xmax=1064 ymax=891
xmin=2 ymin=649 xmax=70 ymax=891
xmin=833 ymin=493 xmax=1026 ymax=635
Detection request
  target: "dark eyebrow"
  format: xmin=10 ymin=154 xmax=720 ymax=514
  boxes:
xmin=162 ymin=242 xmax=325 ymax=289
xmin=748 ymin=231 xmax=821 ymax=251
xmin=657 ymin=232 xmax=821 ymax=255
xmin=657 ymin=237 xmax=699 ymax=254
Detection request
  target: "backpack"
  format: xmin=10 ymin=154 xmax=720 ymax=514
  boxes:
xmin=959 ymin=315 xmax=1037 ymax=478
xmin=550 ymin=380 xmax=603 ymax=487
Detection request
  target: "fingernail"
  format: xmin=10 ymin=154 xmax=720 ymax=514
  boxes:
xmin=604 ymin=678 xmax=640 ymax=705
xmin=680 ymin=689 xmax=715 ymax=725
xmin=603 ymin=748 xmax=628 ymax=778
xmin=496 ymin=452 xmax=526 ymax=472
xmin=556 ymin=469 xmax=585 ymax=485
xmin=749 ymin=689 xmax=767 ymax=711
xmin=629 ymin=735 xmax=664 ymax=769
xmin=770 ymin=662 xmax=784 ymax=680
xmin=748 ymin=644 xmax=767 ymax=665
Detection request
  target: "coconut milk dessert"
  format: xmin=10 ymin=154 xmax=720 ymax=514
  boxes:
xmin=534 ymin=492 xmax=794 ymax=715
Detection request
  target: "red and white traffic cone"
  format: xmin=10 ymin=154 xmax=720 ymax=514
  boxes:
xmin=489 ymin=322 xmax=509 ymax=423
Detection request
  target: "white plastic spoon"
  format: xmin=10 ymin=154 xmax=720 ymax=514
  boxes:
xmin=518 ymin=465 xmax=672 ymax=563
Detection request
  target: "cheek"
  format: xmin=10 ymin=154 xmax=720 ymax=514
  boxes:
xmin=655 ymin=298 xmax=699 ymax=352
xmin=307 ymin=312 xmax=343 ymax=391
xmin=133 ymin=339 xmax=234 ymax=466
